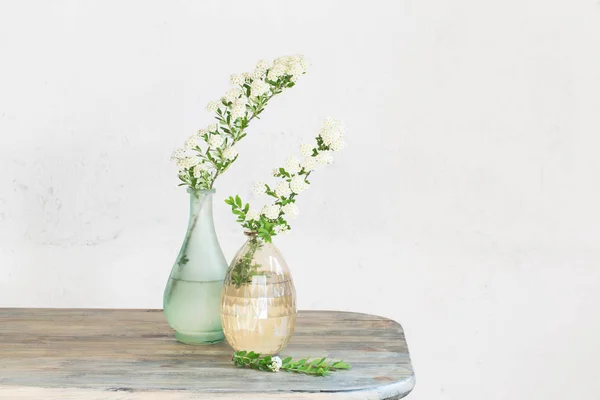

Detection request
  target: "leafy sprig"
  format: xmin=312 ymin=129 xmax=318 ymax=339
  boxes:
xmin=232 ymin=351 xmax=351 ymax=377
xmin=225 ymin=195 xmax=288 ymax=243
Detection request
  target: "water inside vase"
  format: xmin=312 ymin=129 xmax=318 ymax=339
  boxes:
xmin=164 ymin=277 xmax=225 ymax=344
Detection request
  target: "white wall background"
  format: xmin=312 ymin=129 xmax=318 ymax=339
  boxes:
xmin=1 ymin=0 xmax=599 ymax=399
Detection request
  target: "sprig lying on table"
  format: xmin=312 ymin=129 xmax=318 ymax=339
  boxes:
xmin=232 ymin=351 xmax=351 ymax=376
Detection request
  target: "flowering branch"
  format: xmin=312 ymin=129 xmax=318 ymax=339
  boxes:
xmin=171 ymin=55 xmax=310 ymax=191
xmin=232 ymin=351 xmax=351 ymax=377
xmin=225 ymin=118 xmax=346 ymax=243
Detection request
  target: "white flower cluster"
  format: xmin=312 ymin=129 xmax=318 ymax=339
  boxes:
xmin=319 ymin=117 xmax=346 ymax=151
xmin=267 ymin=55 xmax=309 ymax=81
xmin=269 ymin=356 xmax=283 ymax=372
xmin=262 ymin=204 xmax=281 ymax=220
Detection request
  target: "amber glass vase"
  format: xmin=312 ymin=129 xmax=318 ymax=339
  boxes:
xmin=221 ymin=235 xmax=297 ymax=355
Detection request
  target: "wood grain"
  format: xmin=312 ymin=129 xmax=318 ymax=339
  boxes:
xmin=0 ymin=309 xmax=415 ymax=399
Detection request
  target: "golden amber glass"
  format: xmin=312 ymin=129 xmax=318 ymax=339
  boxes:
xmin=221 ymin=237 xmax=296 ymax=355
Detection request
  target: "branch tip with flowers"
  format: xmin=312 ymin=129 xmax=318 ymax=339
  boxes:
xmin=225 ymin=118 xmax=346 ymax=244
xmin=171 ymin=55 xmax=310 ymax=191
xmin=232 ymin=351 xmax=351 ymax=376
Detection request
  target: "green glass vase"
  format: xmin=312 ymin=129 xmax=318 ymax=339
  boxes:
xmin=163 ymin=189 xmax=227 ymax=345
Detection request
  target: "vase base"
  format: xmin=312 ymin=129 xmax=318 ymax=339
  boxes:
xmin=175 ymin=331 xmax=225 ymax=345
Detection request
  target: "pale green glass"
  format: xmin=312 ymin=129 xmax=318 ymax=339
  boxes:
xmin=163 ymin=189 xmax=227 ymax=345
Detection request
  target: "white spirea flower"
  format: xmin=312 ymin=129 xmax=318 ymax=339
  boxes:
xmin=231 ymin=104 xmax=246 ymax=120
xmin=316 ymin=151 xmax=333 ymax=165
xmin=253 ymin=181 xmax=266 ymax=195
xmin=230 ymin=73 xmax=245 ymax=85
xmin=222 ymin=146 xmax=238 ymax=161
xmin=250 ymin=79 xmax=270 ymax=98
xmin=262 ymin=204 xmax=281 ymax=220
xmin=320 ymin=118 xmax=344 ymax=146
xmin=275 ymin=180 xmax=292 ymax=198
xmin=290 ymin=175 xmax=309 ymax=194
xmin=273 ymin=168 xmax=280 ymax=177
xmin=299 ymin=56 xmax=310 ymax=72
xmin=170 ymin=148 xmax=186 ymax=162
xmin=272 ymin=54 xmax=308 ymax=78
xmin=207 ymin=134 xmax=224 ymax=148
xmin=206 ymin=101 xmax=220 ymax=112
xmin=267 ymin=63 xmax=286 ymax=81
xmin=281 ymin=203 xmax=299 ymax=219
xmin=177 ymin=156 xmax=201 ymax=170
xmin=300 ymin=143 xmax=313 ymax=157
xmin=185 ymin=136 xmax=198 ymax=150
xmin=269 ymin=356 xmax=283 ymax=372
xmin=223 ymin=87 xmax=242 ymax=102
xmin=331 ymin=139 xmax=346 ymax=152
xmin=208 ymin=123 xmax=218 ymax=132
xmin=288 ymin=62 xmax=304 ymax=77
xmin=193 ymin=162 xmax=212 ymax=177
xmin=245 ymin=209 xmax=260 ymax=222
xmin=230 ymin=97 xmax=248 ymax=120
xmin=253 ymin=59 xmax=270 ymax=79
xmin=242 ymin=72 xmax=252 ymax=80
xmin=284 ymin=157 xmax=301 ymax=174
xmin=197 ymin=128 xmax=208 ymax=136
xmin=301 ymin=156 xmax=317 ymax=172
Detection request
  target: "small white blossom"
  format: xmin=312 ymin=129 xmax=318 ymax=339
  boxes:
xmin=242 ymin=72 xmax=252 ymax=80
xmin=320 ymin=117 xmax=345 ymax=146
xmin=300 ymin=143 xmax=313 ymax=157
xmin=222 ymin=146 xmax=238 ymax=161
xmin=193 ymin=162 xmax=212 ymax=177
xmin=245 ymin=209 xmax=260 ymax=222
xmin=301 ymin=156 xmax=317 ymax=172
xmin=284 ymin=157 xmax=301 ymax=174
xmin=230 ymin=73 xmax=245 ymax=85
xmin=262 ymin=204 xmax=281 ymax=220
xmin=250 ymin=79 xmax=270 ymax=98
xmin=185 ymin=136 xmax=198 ymax=150
xmin=331 ymin=139 xmax=346 ymax=152
xmin=288 ymin=62 xmax=305 ymax=77
xmin=206 ymin=101 xmax=220 ymax=112
xmin=281 ymin=203 xmax=299 ymax=219
xmin=267 ymin=63 xmax=286 ymax=81
xmin=252 ymin=59 xmax=270 ymax=79
xmin=170 ymin=148 xmax=186 ymax=162
xmin=290 ymin=175 xmax=309 ymax=194
xmin=208 ymin=124 xmax=218 ymax=132
xmin=275 ymin=180 xmax=292 ymax=198
xmin=230 ymin=97 xmax=248 ymax=120
xmin=223 ymin=87 xmax=242 ymax=102
xmin=231 ymin=105 xmax=245 ymax=120
xmin=207 ymin=134 xmax=224 ymax=148
xmin=177 ymin=156 xmax=201 ymax=170
xmin=253 ymin=181 xmax=266 ymax=195
xmin=197 ymin=128 xmax=208 ymax=136
xmin=269 ymin=356 xmax=283 ymax=372
xmin=315 ymin=151 xmax=333 ymax=165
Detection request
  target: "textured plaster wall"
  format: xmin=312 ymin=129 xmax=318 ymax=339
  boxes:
xmin=1 ymin=1 xmax=599 ymax=399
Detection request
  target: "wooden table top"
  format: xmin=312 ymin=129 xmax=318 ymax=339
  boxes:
xmin=0 ymin=308 xmax=415 ymax=399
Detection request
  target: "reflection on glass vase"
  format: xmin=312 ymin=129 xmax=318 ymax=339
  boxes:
xmin=163 ymin=189 xmax=228 ymax=345
xmin=221 ymin=234 xmax=297 ymax=355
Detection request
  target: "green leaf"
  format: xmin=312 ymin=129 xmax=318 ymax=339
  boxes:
xmin=235 ymin=195 xmax=242 ymax=207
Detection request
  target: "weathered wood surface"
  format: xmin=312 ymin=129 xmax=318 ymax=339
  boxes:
xmin=0 ymin=309 xmax=415 ymax=399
